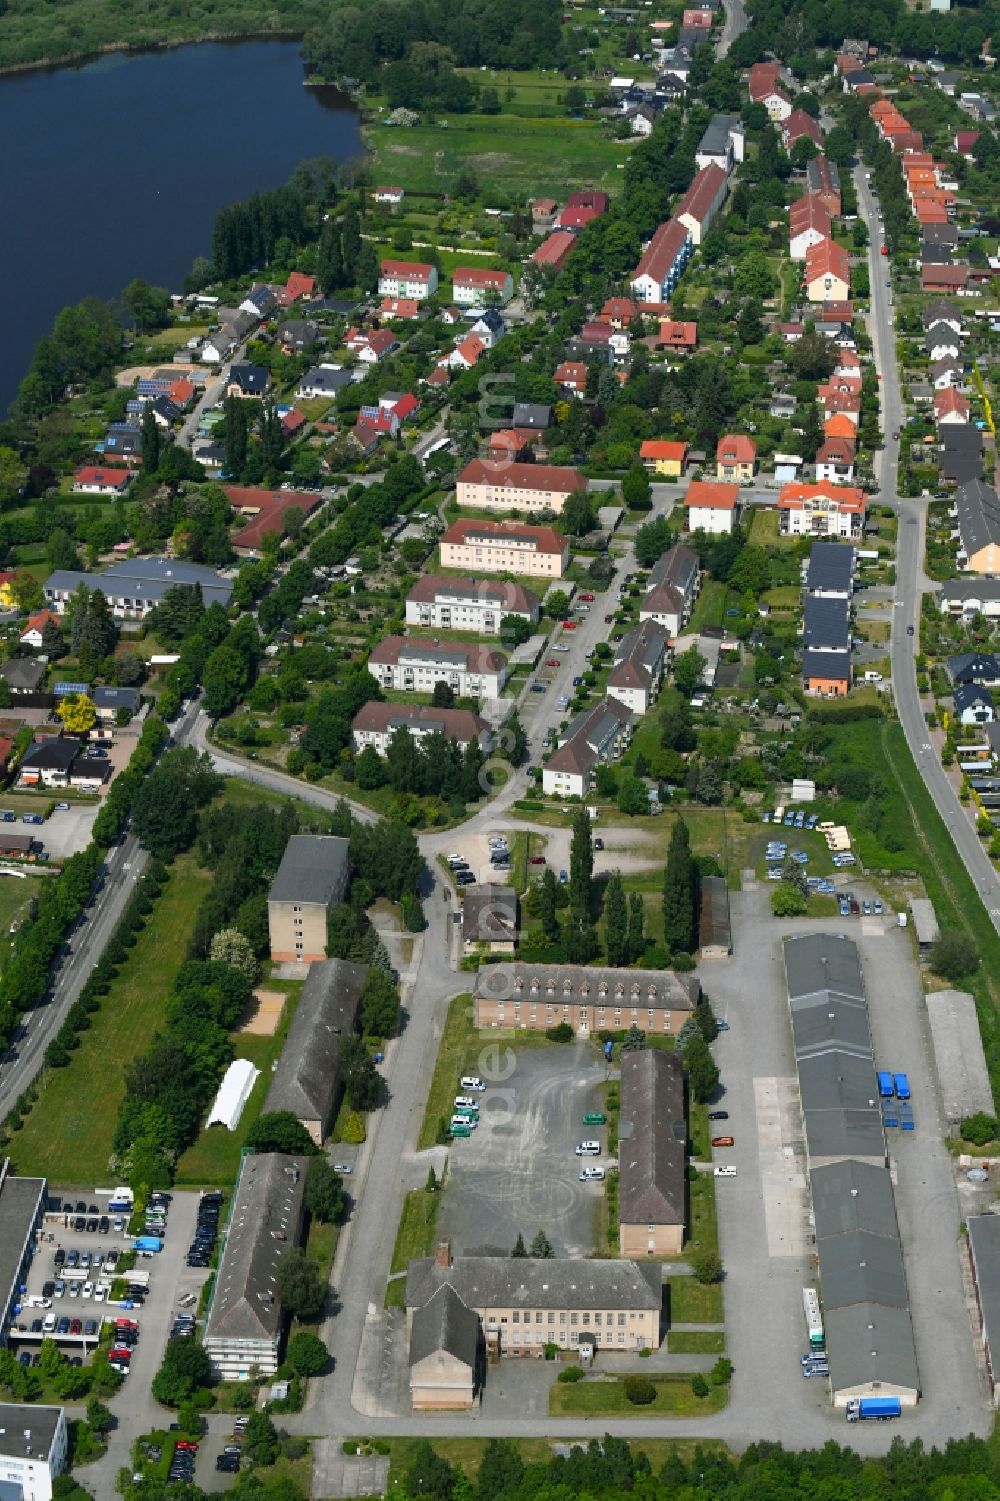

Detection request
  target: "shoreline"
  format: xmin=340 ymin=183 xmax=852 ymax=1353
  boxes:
xmin=0 ymin=27 xmax=307 ymax=80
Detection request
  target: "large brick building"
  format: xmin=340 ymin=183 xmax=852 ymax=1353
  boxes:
xmin=473 ymin=963 xmax=699 ymax=1037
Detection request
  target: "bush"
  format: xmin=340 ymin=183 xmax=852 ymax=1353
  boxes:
xmin=624 ymin=1374 xmax=656 ymax=1405
xmin=342 ymin=1111 xmax=367 ymax=1145
xmin=545 ymin=1021 xmax=574 ymax=1042
xmin=961 ymin=1112 xmax=1000 ymax=1147
xmin=557 ymin=1365 xmax=584 ymax=1383
xmin=930 ymin=929 xmax=979 ymax=983
xmin=691 ymin=1374 xmax=709 ymax=1399
xmin=710 ymin=1357 xmax=734 ymax=1386
xmin=692 ymin=1249 xmax=723 ymax=1285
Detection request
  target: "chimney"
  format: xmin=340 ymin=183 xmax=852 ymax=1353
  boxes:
xmin=435 ymin=1240 xmax=453 ymax=1269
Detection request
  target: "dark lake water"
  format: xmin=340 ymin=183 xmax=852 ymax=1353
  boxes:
xmin=0 ymin=40 xmax=362 ymax=411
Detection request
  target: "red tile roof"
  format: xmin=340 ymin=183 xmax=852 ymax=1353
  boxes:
xmin=457 ymin=459 xmax=585 ymax=495
xmin=554 ymin=361 xmax=587 ymax=387
xmin=379 ymin=258 xmax=435 ymax=281
xmin=441 ymin=518 xmax=567 ymax=555
xmin=640 ymin=440 xmax=687 ymax=462
xmin=284 ymin=272 xmax=316 ymax=301
xmin=675 ymin=164 xmax=727 ymax=227
xmin=686 ymin=481 xmax=739 ymax=510
xmin=73 ymin=466 xmax=130 ymax=490
xmin=393 ymin=393 xmax=420 ymax=421
xmin=716 ymin=434 xmax=756 ymax=464
xmin=656 ymin=320 xmax=697 ymax=348
xmin=453 ymin=267 xmax=511 ymax=289
xmin=779 ymin=481 xmax=865 ymax=513
xmin=632 ymin=217 xmax=690 ymax=288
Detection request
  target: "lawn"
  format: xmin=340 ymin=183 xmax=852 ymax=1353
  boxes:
xmin=173 ymin=980 xmax=302 ymax=1186
xmin=668 ymin=1330 xmax=726 ymax=1354
xmin=685 ymin=1172 xmax=719 ymax=1262
xmin=9 ymin=854 xmax=213 ymax=1184
xmin=0 ymin=873 xmax=43 ymax=973
xmin=379 ymin=1435 xmax=729 ymax=1486
xmin=385 ymin=1187 xmax=441 ymax=1308
xmin=549 ymin=1373 xmax=728 ymax=1417
xmin=416 ymin=993 xmax=478 ymax=1150
xmin=368 ymin=115 xmax=630 ymax=198
xmin=668 ymin=1277 xmax=724 ymax=1323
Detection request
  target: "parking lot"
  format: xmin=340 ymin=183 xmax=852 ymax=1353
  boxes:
xmin=436 ymin=1045 xmax=609 ymax=1256
xmin=704 ymin=886 xmax=991 ymax=1444
xmin=32 ymin=801 xmax=100 ymax=859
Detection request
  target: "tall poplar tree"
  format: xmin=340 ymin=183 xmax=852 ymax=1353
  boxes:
xmin=662 ymin=817 xmax=696 ymax=955
xmin=604 ymin=870 xmax=628 ymax=967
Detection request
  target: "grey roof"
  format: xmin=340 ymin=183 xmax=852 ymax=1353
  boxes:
xmin=790 ymin=991 xmax=873 ymax=1061
xmin=263 ymin=958 xmax=366 ymax=1129
xmin=806 ymin=541 xmax=854 ymax=593
xmin=549 ymin=695 xmax=634 ymax=776
xmin=968 ymin=1216 xmax=1000 ymax=1371
xmin=806 ymin=156 xmax=840 ymax=194
xmin=0 ymin=1402 xmax=63 ymax=1462
xmin=617 ymin=1048 xmax=686 ymax=1228
xmin=803 ymin=595 xmax=850 ymax=651
xmin=92 ymin=685 xmax=140 ymax=711
xmin=462 ymin=884 xmax=518 ymax=946
xmin=785 ymin=933 xmax=865 ymax=1004
xmin=921 ymin=244 xmax=954 ymax=266
xmin=954 ymin=682 xmax=994 ymax=715
xmin=0 ymin=1165 xmax=46 ymax=1325
xmin=922 ymin=224 xmax=959 ymax=246
xmin=474 ymin=962 xmax=699 ymax=1012
xmin=803 ymin=1107 xmax=886 ymax=1165
xmin=819 ymin=1228 xmax=909 ymax=1310
xmin=925 ymin=320 xmax=961 ymax=349
xmin=909 ymin=897 xmax=940 ymax=945
xmin=940 ymin=576 xmax=1000 ymax=606
xmin=44 ymin=557 xmax=233 ymax=610
xmin=697 ymin=113 xmax=741 ymax=157
xmin=21 ymin=737 xmax=80 ymax=772
xmin=925 ymin=990 xmax=995 ymax=1125
xmin=409 ymin=1282 xmax=480 ymax=1370
xmin=811 ymin=1161 xmax=901 ymax=1241
xmin=802 ymin=648 xmax=850 ymax=683
xmin=798 ymin=1052 xmax=881 ymax=1114
xmin=512 ymin=403 xmax=552 ymax=429
xmin=610 ymin=619 xmax=670 ymax=692
xmin=946 ymin=649 xmax=1000 ymax=684
xmin=955 ymin=478 xmax=1000 ymax=554
xmin=299 ymin=365 xmax=354 ymax=394
xmin=205 ymin=1153 xmax=308 ymax=1345
xmin=0 ymin=658 xmax=45 ymax=690
xmin=824 ymin=1302 xmax=920 ymax=1398
xmin=268 ymin=834 xmax=350 ymax=908
xmin=229 ymin=363 xmax=270 ymax=395
xmin=406 ymin=1255 xmax=663 ymax=1313
xmin=648 ymin=542 xmax=699 ymax=597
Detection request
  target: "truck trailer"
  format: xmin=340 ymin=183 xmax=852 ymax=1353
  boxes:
xmin=846 ymin=1397 xmax=902 ymax=1422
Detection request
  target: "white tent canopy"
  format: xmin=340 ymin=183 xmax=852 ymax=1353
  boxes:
xmin=206 ymin=1058 xmax=260 ymax=1131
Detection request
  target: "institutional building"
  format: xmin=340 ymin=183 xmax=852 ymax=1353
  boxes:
xmin=618 ymin=1049 xmax=686 ymax=1257
xmin=473 ymin=963 xmax=699 ymax=1037
xmin=439 ymin=520 xmax=569 ymax=579
xmin=267 ymin=834 xmax=350 ymax=963
xmin=0 ymin=1403 xmax=67 ymax=1501
xmin=367 ymin=637 xmax=507 ymax=700
xmin=455 ymin=460 xmax=585 ymax=516
xmin=263 ymin=959 xmax=367 ymax=1145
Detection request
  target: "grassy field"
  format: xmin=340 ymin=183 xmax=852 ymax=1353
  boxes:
xmin=385 ymin=1187 xmax=441 ymax=1308
xmin=0 ymin=874 xmax=43 ymax=972
xmin=550 ymin=1373 xmax=728 ymax=1417
xmin=417 ymin=994 xmax=477 ymax=1151
xmin=9 ymin=855 xmax=213 ymax=1184
xmin=668 ymin=1330 xmax=726 ymax=1354
xmin=368 ymin=116 xmax=630 ymax=198
xmin=377 ymin=1435 xmax=730 ymax=1485
xmin=173 ymin=981 xmax=302 ymax=1186
xmin=685 ymin=1172 xmax=719 ymax=1262
xmin=669 ymin=1277 xmax=724 ymax=1324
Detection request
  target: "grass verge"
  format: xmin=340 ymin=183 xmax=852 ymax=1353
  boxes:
xmin=668 ymin=1330 xmax=726 ymax=1354
xmin=9 ymin=854 xmax=212 ymax=1183
xmin=416 ymin=994 xmax=476 ymax=1151
xmin=549 ymin=1374 xmax=728 ymax=1417
xmin=685 ymin=1173 xmax=719 ymax=1262
xmin=669 ymin=1277 xmax=724 ymax=1323
xmin=385 ymin=1187 xmax=441 ymax=1308
xmin=379 ymin=1435 xmax=730 ymax=1485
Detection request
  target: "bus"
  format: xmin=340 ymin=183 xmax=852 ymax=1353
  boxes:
xmin=877 ymin=1071 xmax=894 ymax=1099
xmin=803 ymin=1287 xmax=824 ymax=1349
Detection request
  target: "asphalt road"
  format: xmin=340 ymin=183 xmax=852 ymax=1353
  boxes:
xmin=718 ymin=0 xmax=748 ymax=55
xmin=855 ymin=164 xmax=1000 ymax=932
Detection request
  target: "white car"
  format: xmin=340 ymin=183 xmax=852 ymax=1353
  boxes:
xmin=578 ymin=1166 xmax=605 ymax=1182
xmin=714 ymin=1166 xmax=737 ymax=1178
xmin=450 ymin=1114 xmax=477 ymax=1130
xmin=81 ymin=1282 xmax=94 ymax=1299
xmin=454 ymin=1096 xmax=479 ymax=1111
xmin=460 ymin=1076 xmax=486 ymax=1091
xmin=447 ymin=854 xmax=465 ymax=867
xmin=575 ymin=1141 xmax=601 ymax=1156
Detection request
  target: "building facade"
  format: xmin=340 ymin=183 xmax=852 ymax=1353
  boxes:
xmin=779 ymin=483 xmax=866 ymax=539
xmin=267 ymin=834 xmax=350 ymax=963
xmin=439 ymin=520 xmax=569 ymax=579
xmin=455 ymin=460 xmax=585 ymax=516
xmin=0 ymin=1404 xmax=67 ymax=1501
xmin=405 ymin=575 xmax=538 ymax=635
xmin=367 ymin=637 xmax=507 ymax=700
xmin=473 ymin=962 xmax=699 ymax=1037
xmin=351 ymin=702 xmax=487 ymax=756
xmin=377 ymin=260 xmax=438 ymax=300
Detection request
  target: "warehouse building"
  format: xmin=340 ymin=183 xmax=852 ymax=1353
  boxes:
xmin=925 ymin=989 xmax=995 ymax=1134
xmin=0 ymin=1159 xmax=47 ymax=1344
xmin=967 ymin=1214 xmax=1000 ymax=1406
xmin=263 ymin=959 xmax=367 ymax=1144
xmin=617 ymin=1049 xmax=686 ymax=1257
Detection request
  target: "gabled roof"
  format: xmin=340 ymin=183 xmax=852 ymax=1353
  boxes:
xmin=204 ymin=1152 xmax=308 ymax=1346
xmin=675 ymin=163 xmax=727 ymax=227
xmin=686 ymin=480 xmax=739 ymax=509
xmin=618 ymin=1049 xmax=686 ymax=1227
xmin=409 ymin=1282 xmax=480 ymax=1371
xmin=263 ymin=958 xmax=366 ymax=1126
xmin=457 ymin=459 xmax=583 ymax=494
xmin=716 ymin=434 xmax=756 ymax=464
xmin=640 ymin=440 xmax=687 ymax=461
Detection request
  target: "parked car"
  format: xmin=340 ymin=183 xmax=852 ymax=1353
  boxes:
xmin=711 ymin=1136 xmax=735 ymax=1148
xmin=708 ymin=1111 xmax=729 ymax=1121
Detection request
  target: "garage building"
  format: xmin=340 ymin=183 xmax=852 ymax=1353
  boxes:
xmin=618 ymin=1049 xmax=686 ymax=1257
xmin=0 ymin=1158 xmax=47 ymax=1343
xmin=925 ymin=989 xmax=995 ymax=1134
xmin=967 ymin=1214 xmax=1000 ymax=1405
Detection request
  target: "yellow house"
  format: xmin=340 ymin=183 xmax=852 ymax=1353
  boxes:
xmin=716 ymin=434 xmax=757 ymax=482
xmin=639 ymin=440 xmax=687 ymax=478
xmin=0 ymin=573 xmax=18 ymax=609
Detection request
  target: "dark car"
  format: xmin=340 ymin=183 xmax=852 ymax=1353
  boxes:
xmin=105 ymin=1249 xmax=119 ymax=1267
xmin=66 ymin=1250 xmax=79 ymax=1269
xmin=18 ymin=1351 xmax=30 ymax=1366
xmin=88 ymin=1204 xmax=98 ymax=1216
xmin=86 ymin=1218 xmax=98 ymax=1233
xmin=42 ymin=1281 xmax=55 ymax=1297
xmin=99 ymin=1216 xmax=109 ymax=1234
xmin=54 ymin=1249 xmax=65 ymax=1268
xmin=75 ymin=1201 xmax=86 ymax=1215
xmin=57 ymin=1317 xmax=71 ymax=1335
xmin=907 ymin=624 xmax=914 ymax=636
xmin=84 ymin=1320 xmax=97 ymax=1335
xmin=74 ymin=1216 xmax=86 ymax=1232
xmin=30 ymin=1318 xmax=43 ymax=1332
xmin=708 ymin=1110 xmax=729 ymax=1121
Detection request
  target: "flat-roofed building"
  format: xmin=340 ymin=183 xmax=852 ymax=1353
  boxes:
xmin=0 ymin=1159 xmax=47 ymax=1343
xmin=0 ymin=1402 xmax=68 ymax=1501
xmin=925 ymin=989 xmax=995 ymax=1133
xmin=968 ymin=1215 xmax=1000 ymax=1405
xmin=203 ymin=1153 xmax=309 ymax=1380
xmin=263 ymin=959 xmax=367 ymax=1144
xmin=618 ymin=1049 xmax=686 ymax=1257
xmin=474 ymin=962 xmax=699 ymax=1037
xmin=267 ymin=834 xmax=350 ymax=964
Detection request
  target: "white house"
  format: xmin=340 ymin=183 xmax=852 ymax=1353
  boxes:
xmin=378 ymin=259 xmax=439 ymax=301
xmin=773 ymin=453 xmax=804 ymax=484
xmin=639 ymin=544 xmax=701 ymax=635
xmin=405 ymin=575 xmax=539 ymax=634
xmin=542 ymin=698 xmax=635 ymax=798
xmin=684 ymin=480 xmax=739 ymax=535
xmin=452 ymin=268 xmax=514 ymax=307
xmin=367 ymin=636 xmax=508 ymax=700
xmin=607 ymin=620 xmax=671 ymax=715
xmin=201 ymin=331 xmax=236 ymax=364
xmin=351 ymin=701 xmax=487 ymax=755
xmin=0 ymin=1404 xmax=68 ymax=1501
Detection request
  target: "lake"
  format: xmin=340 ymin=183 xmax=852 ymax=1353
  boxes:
xmin=0 ymin=40 xmax=362 ymax=411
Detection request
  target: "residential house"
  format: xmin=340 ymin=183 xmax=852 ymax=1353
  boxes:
xmin=805 ymin=240 xmax=850 ymax=303
xmin=20 ymin=609 xmax=60 ymax=649
xmin=695 ymin=113 xmax=745 ymax=172
xmin=351 ymin=701 xmax=488 ymax=757
xmin=805 ymin=539 xmax=855 ymax=598
xmin=815 ymin=437 xmax=857 ymax=485
xmin=942 ymin=425 xmax=984 ymax=487
xmin=639 ymin=543 xmax=701 ymax=634
xmin=600 ymin=297 xmax=638 ymax=328
xmin=296 ymin=364 xmax=354 ymax=400
xmin=803 ymin=648 xmax=851 ymax=697
xmin=239 ymin=285 xmax=277 ymax=320
xmin=277 ymin=320 xmax=321 ymax=353
xmin=0 ymin=657 xmax=45 ymax=696
xmin=939 ymin=577 xmax=1000 ymax=621
xmin=803 ymin=594 xmax=850 ymax=655
xmin=922 ymin=264 xmax=969 ymax=293
xmin=554 ymin=361 xmax=587 ymax=396
xmin=608 ymin=620 xmax=671 ymax=714
xmin=267 ymin=833 xmax=350 ymax=963
xmin=439 ymin=519 xmax=569 ymax=579
xmin=531 ymin=197 xmax=559 ymax=229
xmin=462 ymin=884 xmax=519 ymax=956
xmin=542 ymin=697 xmax=635 ymax=798
xmin=655 ymin=320 xmax=698 ymax=352
xmin=102 ymin=423 xmax=141 ymax=461
xmin=924 ymin=301 xmax=964 ymax=336
xmin=443 ymin=334 xmax=486 ymax=370
xmin=473 ymin=962 xmax=699 ymax=1038
xmin=512 ymin=403 xmax=551 ymax=431
xmin=805 ymin=156 xmax=842 ymax=214
xmin=377 ymin=260 xmax=439 ymax=301
xmin=931 ymin=355 xmax=963 ymax=390
xmin=618 ymin=1049 xmax=686 ymax=1257
xmin=455 ymin=459 xmax=584 ymax=516
xmin=226 ymin=364 xmax=271 ymax=399
xmin=629 ymin=218 xmax=692 ymax=302
xmin=406 ymin=1243 xmax=662 ymax=1363
xmin=779 ymin=482 xmax=866 ymax=538
xmin=202 ymin=1152 xmax=309 ymax=1380
xmin=955 ymin=129 xmax=981 ymax=157
xmin=675 ymin=164 xmax=728 ymax=245
xmin=43 ymin=559 xmax=225 ymax=617
xmin=452 ymin=268 xmax=514 ymax=307
xmin=716 ymin=434 xmax=756 ymax=482
xmin=926 ymin=321 xmax=961 ymax=361
xmin=71 ymin=466 xmax=131 ymax=496
xmin=374 ymin=186 xmax=405 ymax=204
xmin=226 ymin=486 xmax=322 ymax=555
xmin=368 ymin=636 xmax=506 ymax=701
xmin=19 ymin=736 xmax=80 ymax=788
xmin=935 ymin=388 xmax=970 ymax=425
xmin=748 ymin=60 xmax=792 ymax=119
xmin=380 ymin=297 xmax=421 ymax=321
xmin=470 ymin=307 xmax=506 ymax=348
xmin=782 ymin=108 xmax=823 ymax=150
xmin=357 ymin=329 xmax=399 ymax=364
xmin=279 ymin=272 xmax=317 ymax=304
xmin=92 ymin=685 xmax=140 ymax=722
xmin=405 ymin=575 xmax=538 ymax=634
xmin=685 ymin=480 xmax=740 ymax=534
xmin=954 ymin=683 xmax=995 ymax=726
xmin=789 ymin=195 xmax=833 ymax=260
xmin=639 ymin=440 xmax=686 ymax=477
xmin=953 ymin=479 xmax=1000 ymax=571
xmin=200 ymin=329 xmax=236 ymax=364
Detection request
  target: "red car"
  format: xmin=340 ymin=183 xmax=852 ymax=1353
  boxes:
xmin=545 ymin=659 xmax=560 ymax=668
xmin=529 ymin=855 xmax=546 ymax=865
xmin=70 ymin=1318 xmax=82 ymax=1335
xmin=563 ymin=621 xmax=578 ymax=630
xmin=109 ymin=1348 xmax=132 ymax=1363
xmin=579 ymin=592 xmax=595 ymax=602
xmin=176 ymin=1440 xmax=198 ymax=1452
xmin=880 ymin=244 xmax=888 ymax=256
xmin=605 ymin=614 xmax=614 ymax=623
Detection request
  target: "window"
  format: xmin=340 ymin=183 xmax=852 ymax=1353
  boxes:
xmin=570 ymin=1312 xmax=578 ymax=1326
xmin=595 ymin=1313 xmax=602 ymax=1326
xmin=512 ymin=1311 xmax=519 ymax=1323
xmin=582 ymin=1313 xmax=590 ymax=1326
xmin=560 ymin=1312 xmax=566 ymax=1326
xmin=292 ymin=905 xmax=302 ymax=914
xmin=548 ymin=1312 xmax=555 ymax=1325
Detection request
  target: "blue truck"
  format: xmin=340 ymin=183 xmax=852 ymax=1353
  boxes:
xmin=877 ymin=1071 xmax=894 ymax=1099
xmin=894 ymin=1073 xmax=911 ymax=1100
xmin=132 ymin=1236 xmax=162 ymax=1253
xmin=846 ymin=1396 xmax=901 ymax=1422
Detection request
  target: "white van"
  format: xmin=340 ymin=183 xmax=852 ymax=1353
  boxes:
xmin=575 ymin=1141 xmax=601 ymax=1156
xmin=578 ymin=1166 xmax=605 ymax=1182
xmin=451 ymin=1114 xmax=478 ymax=1130
xmin=863 ymin=670 xmax=883 ymax=684
xmin=460 ymin=1076 xmax=486 ymax=1091
xmin=42 ymin=1314 xmax=56 ymax=1332
xmin=714 ymin=1166 xmax=737 ymax=1178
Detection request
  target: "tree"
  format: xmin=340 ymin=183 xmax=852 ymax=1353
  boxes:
xmin=673 ymin=645 xmax=707 ymax=697
xmin=561 ymin=490 xmax=596 ymax=536
xmin=622 ymin=463 xmax=652 ymax=511
xmin=710 ymin=1356 xmax=734 ymax=1385
xmin=684 ymin=1032 xmax=719 ymax=1103
xmin=501 ymin=614 xmax=531 ymax=647
xmin=529 ymin=1229 xmax=554 ymax=1258
xmin=692 ymin=1249 xmax=723 ymax=1284
xmin=223 ymin=396 xmax=249 ymax=476
xmin=243 ymin=1409 xmax=280 ymax=1467
xmin=627 ymin=891 xmax=645 ymax=963
xmin=405 ymin=1441 xmax=455 ymax=1501
xmin=56 ymin=693 xmax=96 ymax=735
xmin=287 ymin=1330 xmax=329 ymax=1377
xmin=41 ymin=617 xmax=66 ymax=660
xmin=209 ymin=927 xmax=260 ymax=983
xmin=432 ymin=680 xmax=455 ymax=708
xmin=662 ymin=817 xmax=695 ymax=954
xmin=278 ymin=1246 xmax=326 ymax=1320
xmin=305 ymin=1156 xmax=345 ymax=1224
xmin=122 ymin=278 xmax=170 ymax=332
xmin=141 ymin=402 xmax=160 ymax=473
xmin=624 ymin=1374 xmax=656 ymax=1405
xmin=771 ymin=882 xmax=807 ymax=917
xmin=360 ymin=968 xmax=400 ymax=1037
xmin=930 ymin=930 xmax=979 ymax=983
xmin=511 ymin=1232 xmax=527 ymax=1257
xmin=341 ymin=1035 xmax=384 ymax=1110
xmin=567 ymin=806 xmax=597 ymax=962
xmin=694 ymin=996 xmax=718 ymax=1043
xmin=961 ymin=1113 xmax=999 ymax=1146
xmin=604 ymin=870 xmax=628 ymax=966
xmin=85 ymin=1397 xmax=113 ymax=1435
xmin=247 ymin=1110 xmax=318 ymax=1156
xmin=618 ymin=773 xmax=650 ymax=816
xmin=539 ymin=867 xmax=560 ymax=941
xmin=691 ymin=1373 xmax=709 ymax=1398
xmin=545 ymin=589 xmax=569 ymax=620
xmin=151 ymin=1338 xmax=212 ymax=1407
xmin=622 ymin=1024 xmax=646 ymax=1052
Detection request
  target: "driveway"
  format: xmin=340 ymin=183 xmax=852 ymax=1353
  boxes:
xmin=436 ymin=1044 xmax=610 ymax=1258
